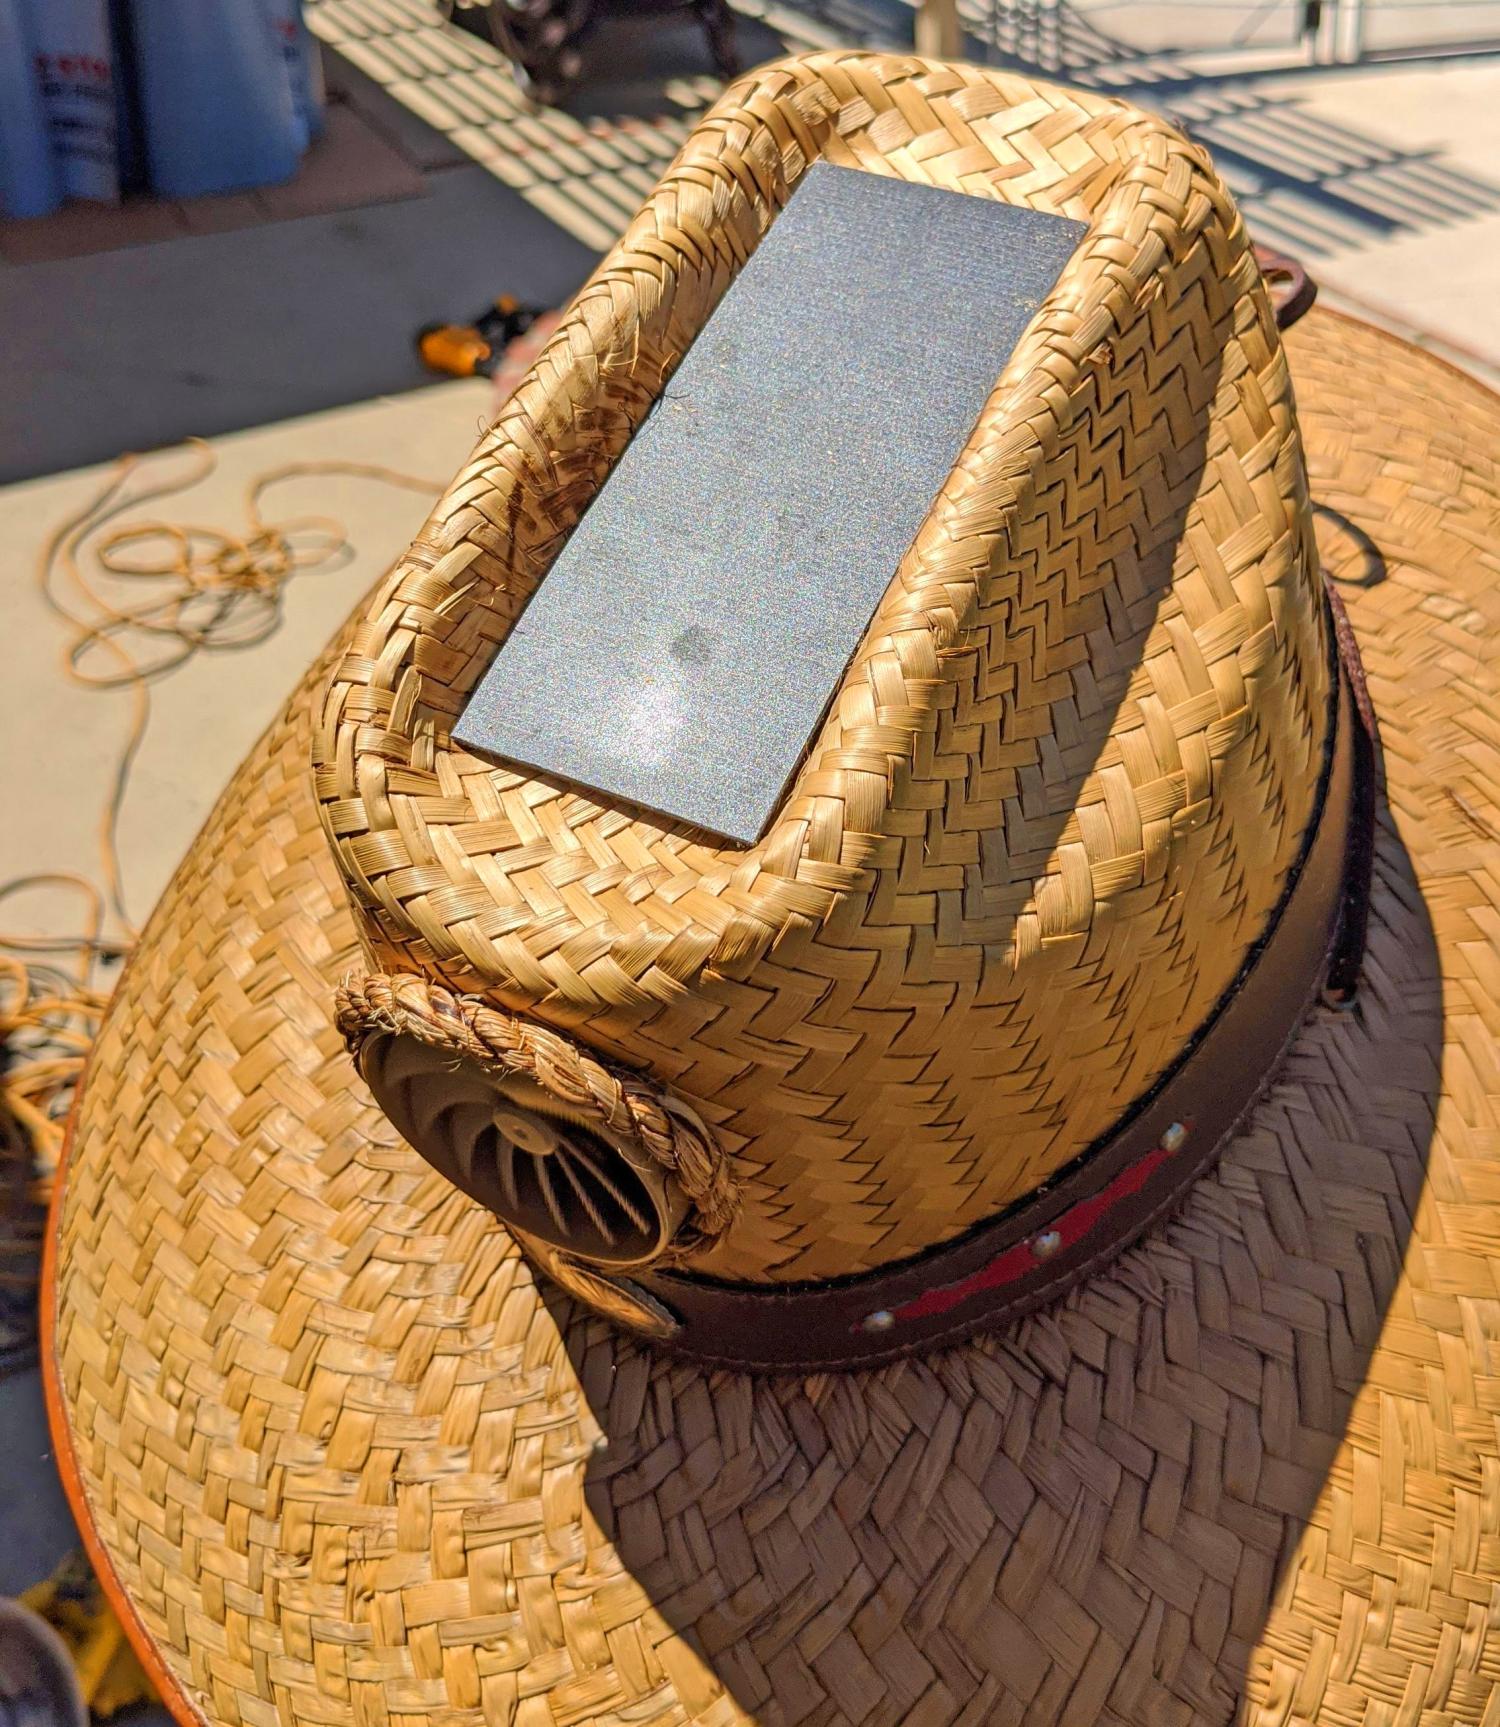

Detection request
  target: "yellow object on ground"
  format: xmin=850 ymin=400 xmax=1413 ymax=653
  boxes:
xmin=19 ymin=1554 xmax=156 ymax=1718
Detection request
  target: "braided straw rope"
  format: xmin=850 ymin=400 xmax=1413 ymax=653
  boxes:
xmin=313 ymin=52 xmax=1329 ymax=1284
xmin=44 ymin=307 xmax=1500 ymax=1727
xmin=334 ymin=971 xmax=737 ymax=1251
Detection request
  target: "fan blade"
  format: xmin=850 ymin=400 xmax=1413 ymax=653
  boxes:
xmin=533 ymin=1152 xmax=569 ymax=1237
xmin=561 ymin=1133 xmax=655 ymax=1236
xmin=553 ymin=1142 xmax=618 ymax=1247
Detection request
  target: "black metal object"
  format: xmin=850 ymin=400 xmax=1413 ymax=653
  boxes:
xmin=450 ymin=0 xmax=737 ymax=105
xmin=0 ymin=1598 xmax=88 ymax=1727
xmin=456 ymin=164 xmax=1085 ymax=845
xmin=416 ymin=294 xmax=545 ymax=379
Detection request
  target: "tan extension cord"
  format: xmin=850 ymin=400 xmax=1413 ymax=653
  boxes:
xmin=1 ymin=440 xmax=443 ymax=1196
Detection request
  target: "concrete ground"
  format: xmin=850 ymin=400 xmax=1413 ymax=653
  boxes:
xmin=1238 ymin=60 xmax=1500 ymax=370
xmin=0 ymin=0 xmax=793 ymax=484
xmin=1 ymin=0 xmax=1497 ymax=1701
xmin=0 ymin=381 xmax=489 ymax=938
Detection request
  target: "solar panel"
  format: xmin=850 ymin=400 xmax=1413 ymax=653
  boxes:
xmin=456 ymin=163 xmax=1085 ymax=845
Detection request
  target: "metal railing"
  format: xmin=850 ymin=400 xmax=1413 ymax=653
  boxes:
xmin=914 ymin=0 xmax=1500 ymax=66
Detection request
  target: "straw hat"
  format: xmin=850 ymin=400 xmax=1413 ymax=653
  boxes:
xmin=44 ymin=50 xmax=1500 ymax=1727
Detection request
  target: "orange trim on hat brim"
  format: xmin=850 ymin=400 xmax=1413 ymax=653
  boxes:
xmin=40 ymin=1035 xmax=209 ymax=1727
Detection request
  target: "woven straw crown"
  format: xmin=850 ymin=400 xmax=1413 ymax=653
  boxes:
xmin=318 ymin=56 xmax=1331 ymax=1300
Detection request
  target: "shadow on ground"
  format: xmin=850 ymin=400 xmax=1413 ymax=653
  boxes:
xmin=796 ymin=0 xmax=1500 ymax=258
xmin=0 ymin=123 xmax=597 ymax=485
xmin=564 ymin=7 xmax=790 ymax=118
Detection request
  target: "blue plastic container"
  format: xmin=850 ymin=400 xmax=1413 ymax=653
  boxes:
xmin=130 ymin=0 xmax=317 ymax=199
xmin=22 ymin=0 xmax=119 ymax=204
xmin=263 ymin=0 xmax=326 ymax=153
xmin=0 ymin=0 xmax=62 ymax=217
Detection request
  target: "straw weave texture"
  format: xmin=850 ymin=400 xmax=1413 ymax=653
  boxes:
xmin=48 ymin=306 xmax=1500 ymax=1727
xmin=312 ymin=53 xmax=1330 ymax=1283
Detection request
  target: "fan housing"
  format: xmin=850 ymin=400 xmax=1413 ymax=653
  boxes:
xmin=360 ymin=1031 xmax=683 ymax=1267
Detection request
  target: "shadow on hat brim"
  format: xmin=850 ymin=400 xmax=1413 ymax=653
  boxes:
xmin=41 ymin=309 xmax=1500 ymax=1726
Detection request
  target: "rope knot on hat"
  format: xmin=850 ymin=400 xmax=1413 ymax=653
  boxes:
xmin=335 ymin=972 xmax=737 ymax=1264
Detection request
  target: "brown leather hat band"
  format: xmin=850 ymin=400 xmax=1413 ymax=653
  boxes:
xmin=622 ymin=590 xmax=1374 ymax=1371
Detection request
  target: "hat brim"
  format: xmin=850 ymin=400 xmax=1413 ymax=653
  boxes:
xmin=43 ymin=309 xmax=1500 ymax=1727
